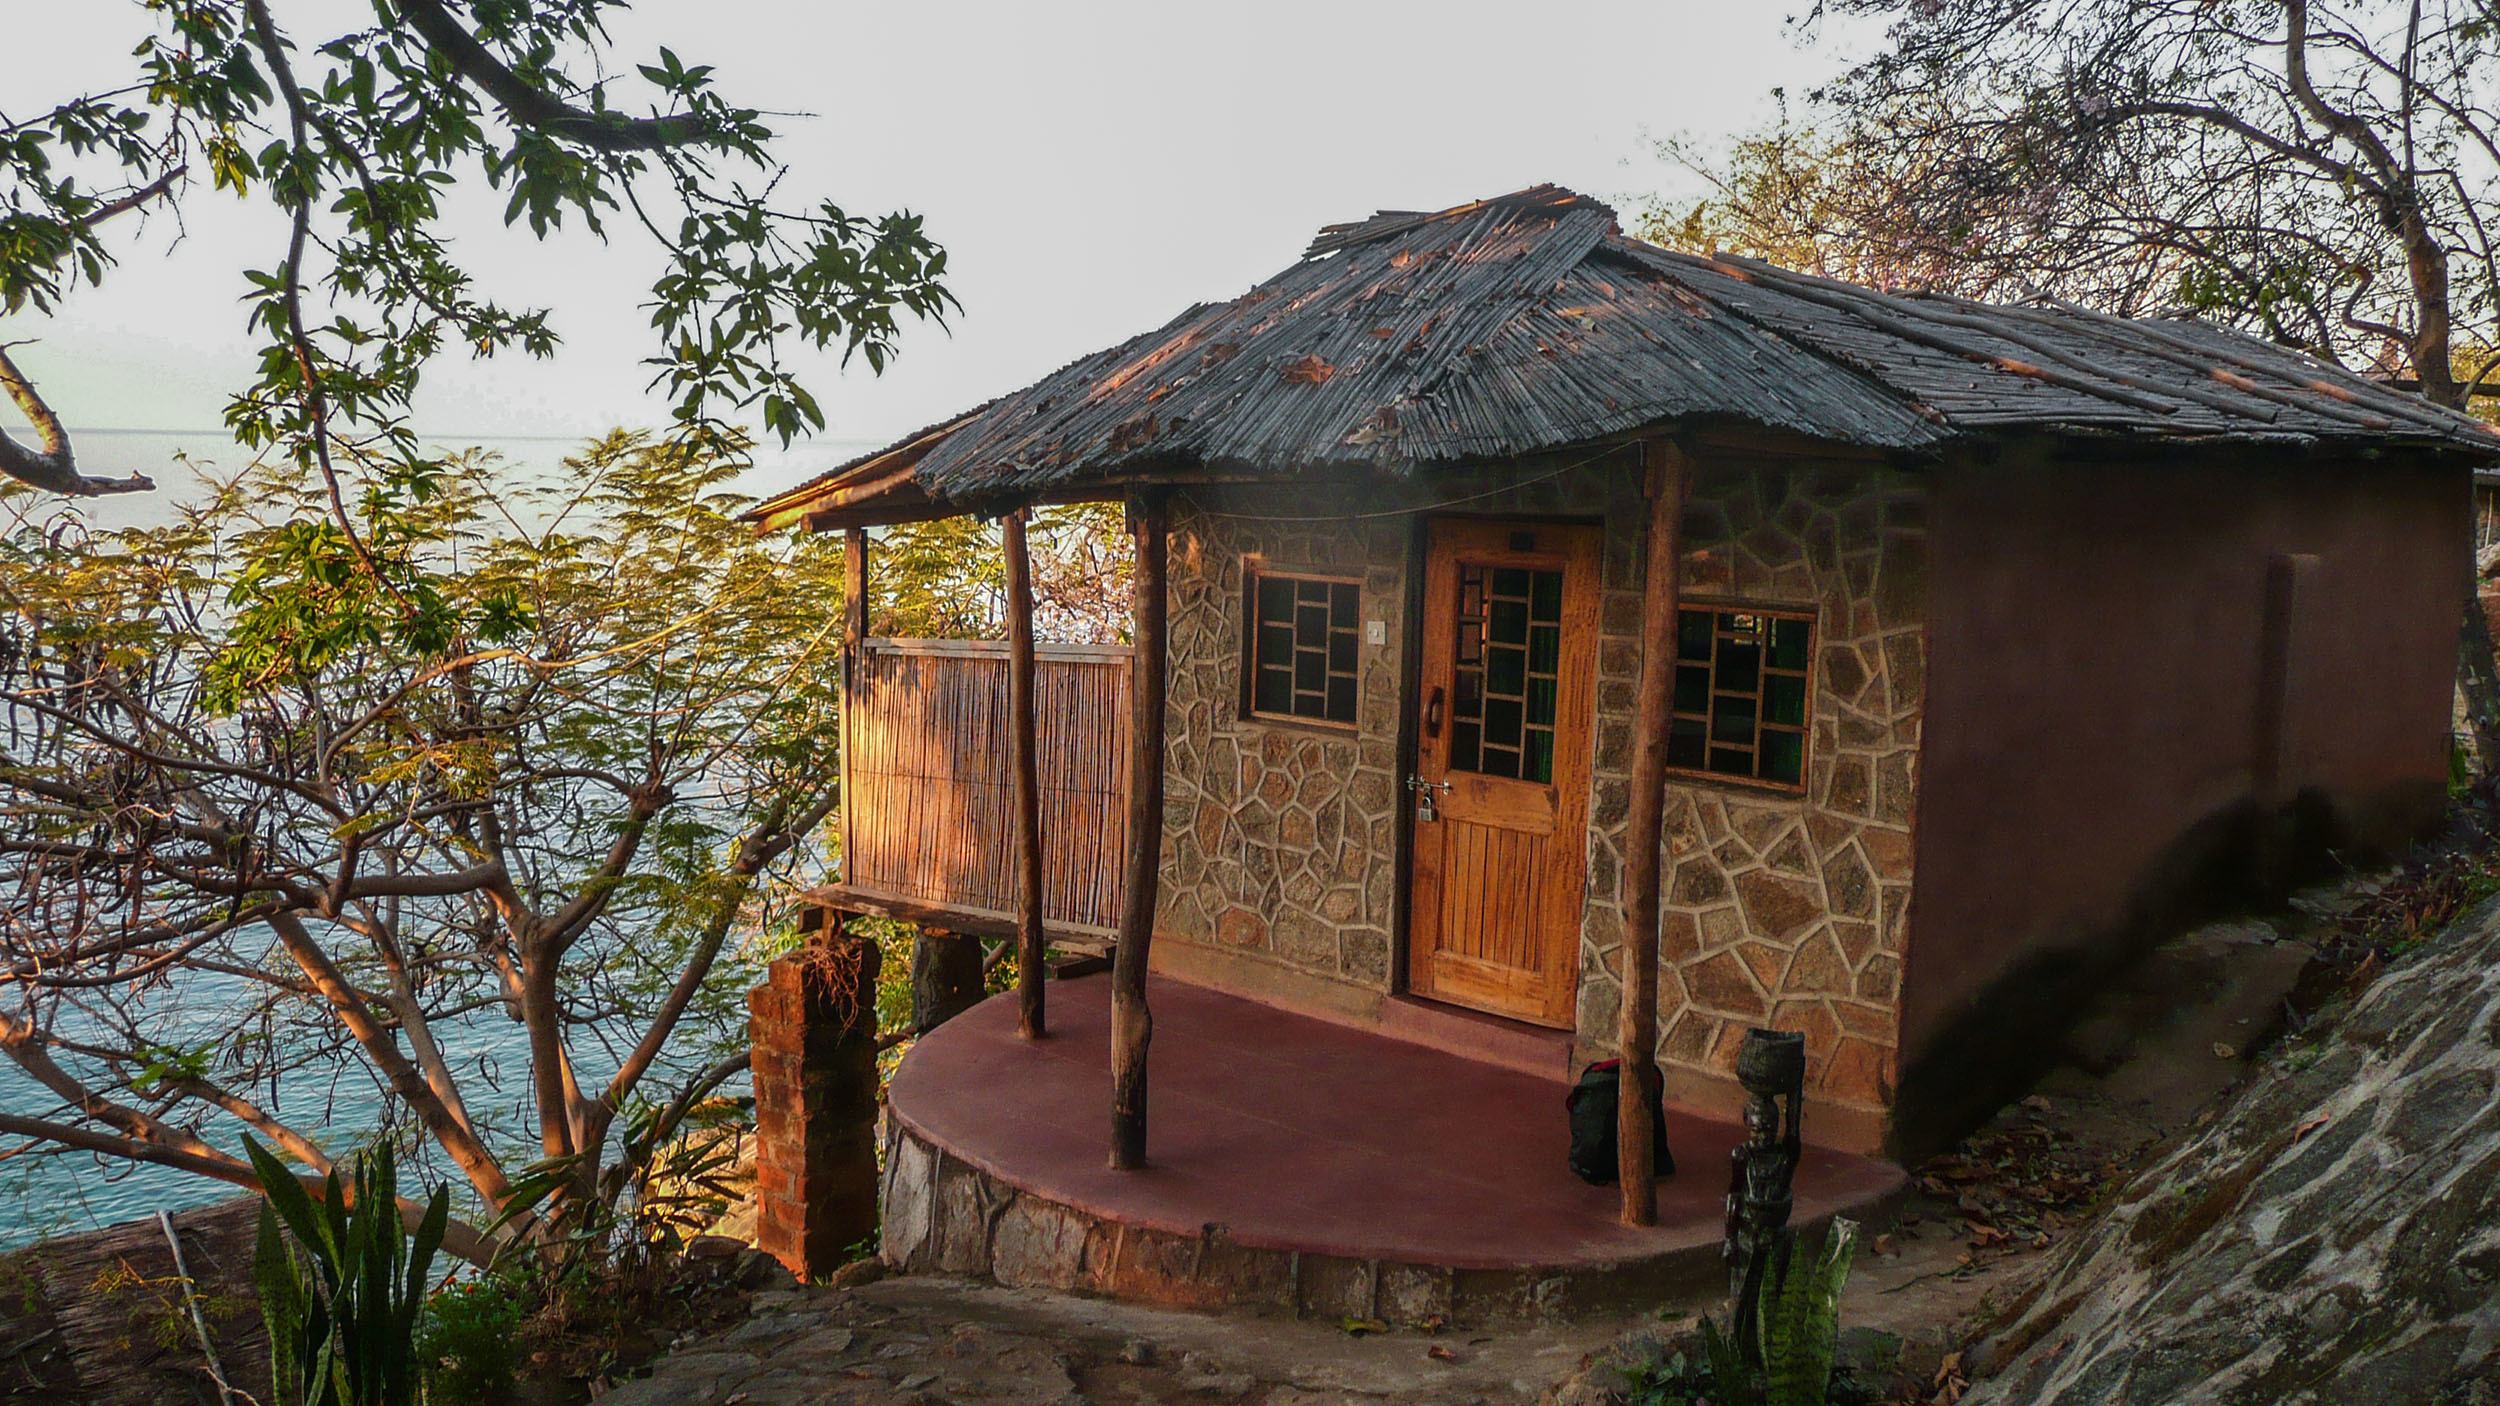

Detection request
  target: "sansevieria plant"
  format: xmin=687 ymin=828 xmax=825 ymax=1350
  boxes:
xmin=245 ymin=1136 xmax=449 ymax=1406
xmin=1699 ymin=1217 xmax=1861 ymax=1406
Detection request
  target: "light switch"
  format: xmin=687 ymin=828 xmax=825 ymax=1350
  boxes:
xmin=1365 ymin=619 xmax=1386 ymax=646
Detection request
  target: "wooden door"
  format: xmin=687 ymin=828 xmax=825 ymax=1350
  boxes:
xmin=1406 ymin=518 xmax=1600 ymax=1028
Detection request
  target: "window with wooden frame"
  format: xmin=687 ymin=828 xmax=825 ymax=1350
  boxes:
xmin=1668 ymin=605 xmax=1814 ymax=789
xmin=1245 ymin=567 xmax=1361 ymax=727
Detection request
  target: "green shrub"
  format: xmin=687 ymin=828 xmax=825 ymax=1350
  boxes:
xmin=418 ymin=1273 xmax=530 ymax=1404
xmin=247 ymin=1137 xmax=448 ymax=1406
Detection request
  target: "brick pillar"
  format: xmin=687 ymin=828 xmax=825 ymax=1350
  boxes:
xmin=910 ymin=927 xmax=985 ymax=1033
xmin=749 ymin=917 xmax=881 ymax=1280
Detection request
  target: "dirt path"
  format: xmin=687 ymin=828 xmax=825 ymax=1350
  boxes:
xmin=598 ymin=1273 xmax=1637 ymax=1405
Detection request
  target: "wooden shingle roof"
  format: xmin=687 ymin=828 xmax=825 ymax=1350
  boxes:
xmin=753 ymin=185 xmax=2497 ymax=529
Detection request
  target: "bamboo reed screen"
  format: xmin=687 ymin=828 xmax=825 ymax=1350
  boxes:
xmin=841 ymin=637 xmax=1133 ymax=937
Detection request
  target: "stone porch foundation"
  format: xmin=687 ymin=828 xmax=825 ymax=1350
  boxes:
xmin=878 ymin=974 xmax=1903 ymax=1323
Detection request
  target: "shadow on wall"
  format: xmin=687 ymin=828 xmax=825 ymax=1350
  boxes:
xmin=1887 ymin=779 xmax=2441 ymax=1159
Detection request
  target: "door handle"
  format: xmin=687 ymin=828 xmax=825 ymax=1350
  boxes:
xmin=1423 ymin=685 xmax=1444 ymax=738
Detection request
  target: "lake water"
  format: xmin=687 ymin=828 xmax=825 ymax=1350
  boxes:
xmin=0 ymin=426 xmax=880 ymax=1249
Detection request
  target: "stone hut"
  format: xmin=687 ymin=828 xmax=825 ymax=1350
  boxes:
xmin=750 ymin=185 xmax=2495 ymax=1195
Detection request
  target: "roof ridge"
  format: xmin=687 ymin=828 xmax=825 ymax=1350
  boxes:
xmin=1304 ymin=184 xmax=1608 ymax=258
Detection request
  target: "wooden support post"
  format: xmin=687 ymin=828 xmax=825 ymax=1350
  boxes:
xmin=1109 ymin=493 xmax=1169 ymax=1170
xmin=1619 ymin=440 xmax=1688 ymax=1226
xmin=839 ymin=526 xmax=869 ymax=895
xmin=910 ymin=927 xmax=985 ymax=1031
xmin=1004 ymin=508 xmax=1047 ymax=1040
xmin=843 ymin=527 xmax=870 ymax=646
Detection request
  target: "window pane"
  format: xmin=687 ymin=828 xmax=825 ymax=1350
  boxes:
xmin=1526 ymin=677 xmax=1557 ymax=727
xmin=1677 ymin=609 xmax=1713 ymax=660
xmin=1718 ymin=639 xmax=1762 ymax=693
xmin=1258 ymin=623 xmax=1293 ymax=668
xmin=1451 ymin=564 xmax=1569 ymax=780
xmin=1528 ymin=623 xmax=1559 ymax=674
xmin=1328 ymin=630 xmax=1358 ymax=673
xmin=1673 ymin=665 xmax=1711 ymax=714
xmin=1664 ymin=603 xmax=1814 ymax=788
xmin=1769 ymin=617 xmax=1810 ymax=671
xmin=1295 ymin=649 xmax=1326 ymax=692
xmin=1761 ymin=729 xmax=1804 ymax=785
xmin=1257 ymin=575 xmax=1294 ymax=623
xmin=1485 ymin=696 xmax=1524 ymax=749
xmin=1255 ymin=667 xmax=1292 ymax=714
xmin=1530 ymin=570 xmax=1563 ymax=622
xmin=1327 ymin=676 xmax=1357 ymax=722
xmin=1487 ymin=643 xmax=1526 ymax=697
xmin=1668 ymin=718 xmax=1707 ymax=769
xmin=1764 ymin=674 xmax=1807 ymax=727
xmin=1711 ymin=694 xmax=1757 ymax=745
xmin=1296 ymin=603 xmax=1329 ymax=638
xmin=1523 ymin=728 xmax=1555 ymax=784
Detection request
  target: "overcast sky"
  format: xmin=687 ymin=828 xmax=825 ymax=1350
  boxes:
xmin=2 ymin=2 xmax=1875 ymax=496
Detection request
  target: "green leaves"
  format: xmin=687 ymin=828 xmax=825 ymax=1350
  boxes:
xmin=1675 ymin=1218 xmax=1860 ymax=1406
xmin=245 ymin=1135 xmax=449 ymax=1406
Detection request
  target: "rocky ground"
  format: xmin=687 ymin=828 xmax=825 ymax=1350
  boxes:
xmin=1953 ymin=888 xmax=2500 ymax=1404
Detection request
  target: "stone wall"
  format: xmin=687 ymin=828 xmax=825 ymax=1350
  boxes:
xmin=1157 ymin=500 xmax=1410 ymax=992
xmin=1644 ymin=455 xmax=1925 ymax=1123
xmin=879 ymin=1116 xmax=1719 ymax=1322
xmin=1151 ymin=448 xmax=1926 ymax=1128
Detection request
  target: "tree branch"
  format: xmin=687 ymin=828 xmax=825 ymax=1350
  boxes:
xmin=0 ymin=343 xmax=154 ymax=496
xmin=393 ymin=0 xmax=718 ymax=153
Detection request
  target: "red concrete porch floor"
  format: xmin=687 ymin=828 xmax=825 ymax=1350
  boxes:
xmin=884 ymin=973 xmax=1904 ymax=1311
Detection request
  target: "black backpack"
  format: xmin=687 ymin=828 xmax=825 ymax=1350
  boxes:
xmin=1566 ymin=1059 xmax=1674 ymax=1185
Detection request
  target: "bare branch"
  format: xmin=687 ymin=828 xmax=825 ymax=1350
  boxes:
xmin=0 ymin=343 xmax=154 ymax=496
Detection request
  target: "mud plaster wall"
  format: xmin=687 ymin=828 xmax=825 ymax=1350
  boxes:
xmin=1152 ymin=452 xmax=1926 ymax=1121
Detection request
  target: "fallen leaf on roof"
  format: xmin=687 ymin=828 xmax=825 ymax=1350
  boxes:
xmin=1282 ymin=354 xmax=1336 ymax=386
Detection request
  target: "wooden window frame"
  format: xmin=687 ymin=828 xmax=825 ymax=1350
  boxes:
xmin=1665 ymin=599 xmax=1817 ymax=795
xmin=1240 ymin=559 xmax=1362 ymax=731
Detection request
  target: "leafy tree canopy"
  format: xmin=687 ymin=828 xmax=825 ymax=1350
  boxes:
xmin=1652 ymin=0 xmax=2500 ymax=408
xmin=1 ymin=0 xmax=953 ymax=506
xmin=0 ymin=434 xmax=846 ymax=1257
